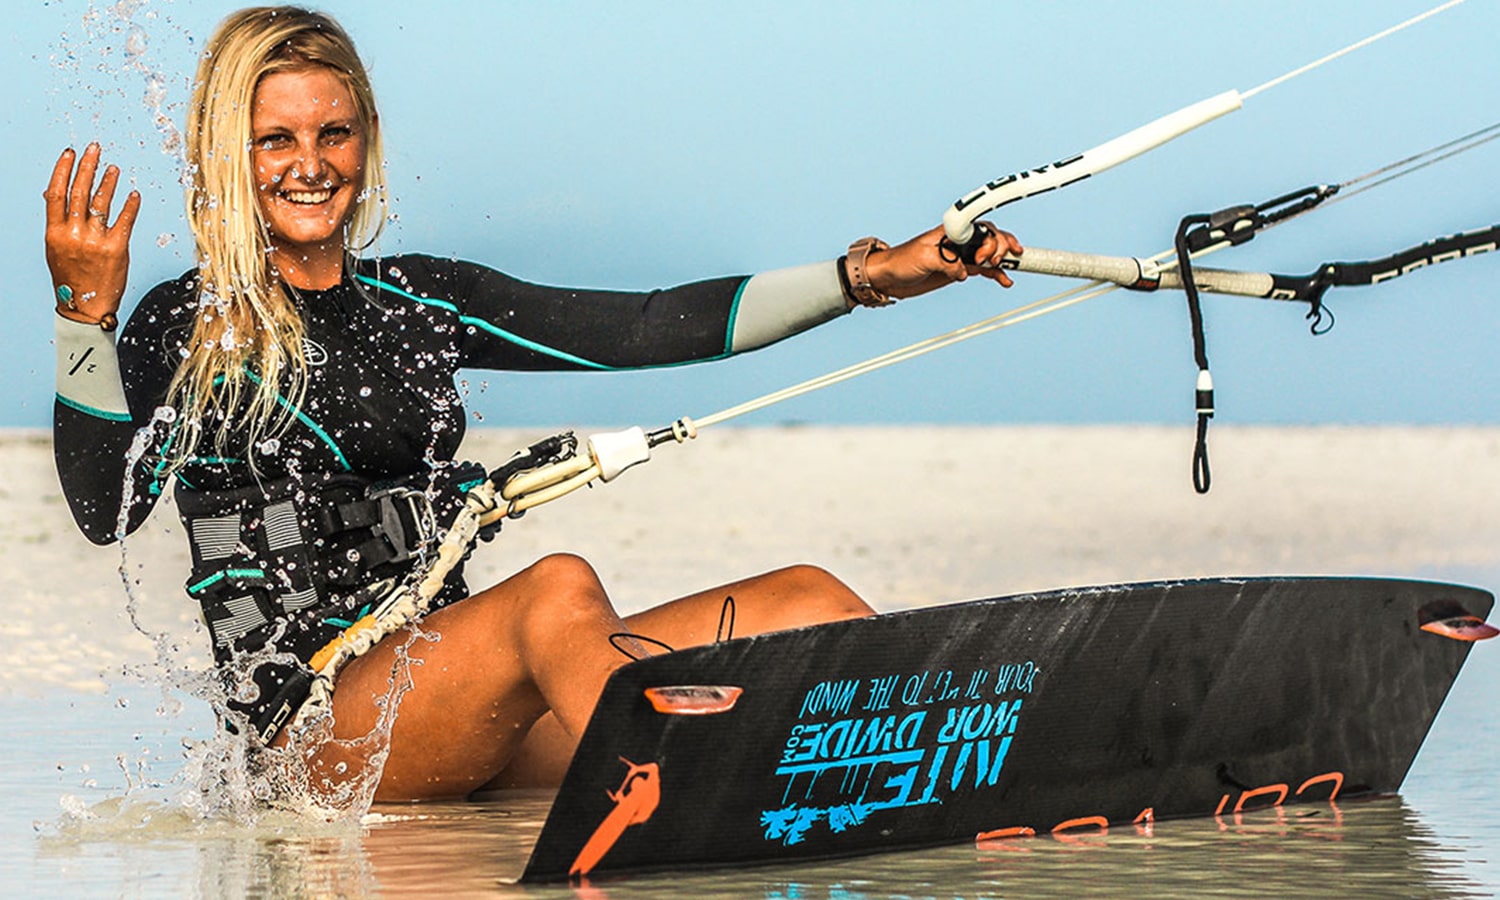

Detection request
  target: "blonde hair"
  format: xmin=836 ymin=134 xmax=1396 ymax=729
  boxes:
xmin=169 ymin=6 xmax=387 ymax=466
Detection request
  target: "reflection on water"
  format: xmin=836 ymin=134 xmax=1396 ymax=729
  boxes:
xmin=11 ymin=592 xmax=1498 ymax=898
xmin=25 ymin=775 xmax=1497 ymax=899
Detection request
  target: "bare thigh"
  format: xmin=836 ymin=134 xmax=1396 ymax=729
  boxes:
xmin=486 ymin=564 xmax=873 ymax=789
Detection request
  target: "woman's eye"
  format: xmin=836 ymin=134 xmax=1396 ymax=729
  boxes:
xmin=322 ymin=127 xmax=353 ymax=145
xmin=256 ymin=134 xmax=291 ymax=151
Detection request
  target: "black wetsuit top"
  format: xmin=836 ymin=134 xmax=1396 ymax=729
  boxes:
xmin=54 ymin=254 xmax=768 ymax=734
xmin=58 ymin=254 xmax=753 ymax=535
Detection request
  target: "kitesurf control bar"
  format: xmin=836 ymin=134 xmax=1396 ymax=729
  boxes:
xmin=1003 ymin=224 xmax=1500 ymax=307
xmin=482 ymin=202 xmax=1499 ymax=513
xmin=478 ymin=214 xmax=1500 ymax=514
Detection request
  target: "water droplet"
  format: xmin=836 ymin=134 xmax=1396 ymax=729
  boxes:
xmin=358 ymin=386 xmax=372 ymax=398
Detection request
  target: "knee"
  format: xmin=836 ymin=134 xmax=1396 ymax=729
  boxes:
xmin=518 ymin=553 xmax=603 ymax=594
xmin=768 ymin=563 xmax=842 ymax=594
xmin=511 ymin=553 xmax=614 ymax=629
xmin=762 ymin=564 xmax=872 ymax=621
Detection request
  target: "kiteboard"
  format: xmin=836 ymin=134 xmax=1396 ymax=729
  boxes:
xmin=517 ymin=576 xmax=1494 ymax=883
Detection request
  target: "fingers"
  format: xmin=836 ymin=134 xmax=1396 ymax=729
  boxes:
xmin=43 ymin=148 xmax=76 ymax=226
xmin=986 ymin=228 xmax=1017 ymax=288
xmin=115 ymin=188 xmax=143 ymax=236
xmin=91 ymin=163 xmax=121 ymax=222
xmin=45 ymin=143 xmax=139 ymax=231
xmin=959 ymin=221 xmax=1022 ymax=288
xmin=976 ymin=220 xmax=1023 ymax=262
xmin=68 ymin=143 xmax=101 ymax=220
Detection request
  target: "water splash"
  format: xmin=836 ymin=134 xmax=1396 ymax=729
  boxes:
xmin=45 ymin=404 xmax=417 ymax=840
xmin=50 ymin=0 xmax=194 ymax=187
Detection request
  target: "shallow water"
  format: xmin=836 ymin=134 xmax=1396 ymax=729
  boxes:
xmin=7 ymin=427 xmax=1500 ymax=898
xmin=8 ymin=611 xmax=1498 ymax=899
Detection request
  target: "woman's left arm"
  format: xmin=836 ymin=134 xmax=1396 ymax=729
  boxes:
xmin=440 ymin=223 xmax=1021 ymax=372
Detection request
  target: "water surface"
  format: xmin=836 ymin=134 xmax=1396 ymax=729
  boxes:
xmin=8 ymin=618 xmax=1497 ymax=898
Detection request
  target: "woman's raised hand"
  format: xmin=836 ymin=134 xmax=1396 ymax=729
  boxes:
xmin=863 ymin=222 xmax=1023 ymax=301
xmin=43 ymin=144 xmax=142 ymax=325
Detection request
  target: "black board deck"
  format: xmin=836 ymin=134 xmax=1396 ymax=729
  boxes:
xmin=519 ymin=576 xmax=1493 ymax=882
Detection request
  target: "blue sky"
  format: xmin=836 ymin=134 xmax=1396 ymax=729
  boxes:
xmin=4 ymin=0 xmax=1496 ymax=428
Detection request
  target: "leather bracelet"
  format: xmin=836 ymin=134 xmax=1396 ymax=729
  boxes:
xmin=55 ymin=284 xmax=118 ymax=331
xmin=56 ymin=306 xmax=119 ymax=332
xmin=844 ymin=236 xmax=893 ymax=307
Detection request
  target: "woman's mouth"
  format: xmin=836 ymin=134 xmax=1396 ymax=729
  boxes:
xmin=281 ymin=187 xmax=335 ymax=205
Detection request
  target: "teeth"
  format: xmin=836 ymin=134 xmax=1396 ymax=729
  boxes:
xmin=284 ymin=189 xmax=333 ymax=204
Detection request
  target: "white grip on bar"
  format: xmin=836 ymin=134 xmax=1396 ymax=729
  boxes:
xmin=1004 ymin=246 xmax=1277 ymax=298
xmin=1005 ymin=246 xmax=1158 ymax=285
xmin=943 ymin=90 xmax=1244 ymax=245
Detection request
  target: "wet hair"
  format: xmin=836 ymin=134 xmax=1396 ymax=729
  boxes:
xmin=169 ymin=6 xmax=388 ymax=468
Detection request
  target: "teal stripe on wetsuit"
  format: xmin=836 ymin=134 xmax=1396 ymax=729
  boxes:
xmin=355 ymin=273 xmax=741 ymax=370
xmin=240 ymin=370 xmax=352 ymax=471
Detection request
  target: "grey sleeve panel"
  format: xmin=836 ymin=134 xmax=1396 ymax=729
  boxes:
xmin=728 ymin=261 xmax=850 ymax=353
xmin=55 ymin=314 xmax=132 ymax=420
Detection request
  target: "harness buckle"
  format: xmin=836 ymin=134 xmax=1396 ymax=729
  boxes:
xmin=368 ymin=484 xmax=437 ymax=563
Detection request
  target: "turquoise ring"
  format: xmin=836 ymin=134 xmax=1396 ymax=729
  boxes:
xmin=56 ymin=284 xmax=75 ymax=309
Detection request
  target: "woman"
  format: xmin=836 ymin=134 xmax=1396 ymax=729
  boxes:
xmin=45 ymin=6 xmax=1022 ymax=801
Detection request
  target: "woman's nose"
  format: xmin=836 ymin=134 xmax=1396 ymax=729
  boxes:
xmin=293 ymin=143 xmax=328 ymax=183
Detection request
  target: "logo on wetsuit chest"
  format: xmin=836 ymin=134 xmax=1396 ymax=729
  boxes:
xmin=302 ymin=338 xmax=328 ymax=366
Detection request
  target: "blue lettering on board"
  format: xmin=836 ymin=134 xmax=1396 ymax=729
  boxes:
xmin=763 ymin=662 xmax=1040 ymax=845
xmin=798 ymin=679 xmax=860 ymax=719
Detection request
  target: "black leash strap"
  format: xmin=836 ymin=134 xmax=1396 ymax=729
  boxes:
xmin=1172 ymin=186 xmax=1337 ymax=494
xmin=1174 ymin=214 xmax=1216 ymax=494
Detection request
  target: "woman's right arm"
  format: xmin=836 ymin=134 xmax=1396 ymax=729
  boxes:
xmin=45 ymin=144 xmax=162 ymax=544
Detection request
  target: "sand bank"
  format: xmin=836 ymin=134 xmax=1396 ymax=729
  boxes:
xmin=5 ymin=425 xmax=1498 ymax=694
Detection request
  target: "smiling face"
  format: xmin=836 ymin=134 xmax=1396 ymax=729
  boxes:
xmin=250 ymin=67 xmax=367 ymax=276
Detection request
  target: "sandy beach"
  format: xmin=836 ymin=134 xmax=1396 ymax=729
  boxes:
xmin=5 ymin=424 xmax=1498 ymax=696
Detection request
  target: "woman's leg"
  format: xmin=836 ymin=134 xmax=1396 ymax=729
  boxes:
xmin=486 ymin=564 xmax=873 ymax=789
xmin=313 ymin=553 xmax=632 ymax=801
